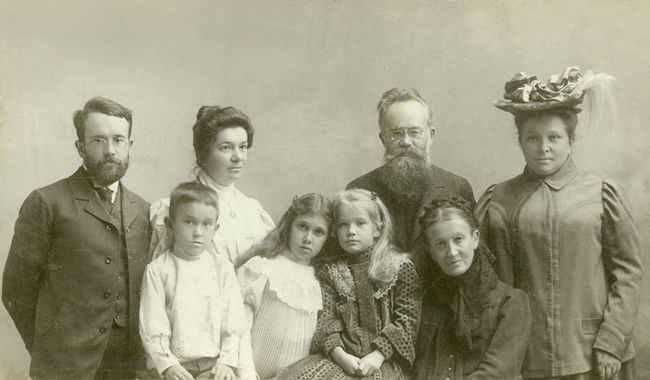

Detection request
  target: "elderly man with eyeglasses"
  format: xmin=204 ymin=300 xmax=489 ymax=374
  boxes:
xmin=3 ymin=97 xmax=151 ymax=380
xmin=346 ymin=88 xmax=475 ymax=252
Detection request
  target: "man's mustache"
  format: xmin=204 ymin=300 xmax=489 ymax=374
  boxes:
xmin=386 ymin=148 xmax=423 ymax=162
xmin=100 ymin=157 xmax=122 ymax=165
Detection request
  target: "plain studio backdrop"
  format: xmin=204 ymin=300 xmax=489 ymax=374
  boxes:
xmin=1 ymin=0 xmax=649 ymax=378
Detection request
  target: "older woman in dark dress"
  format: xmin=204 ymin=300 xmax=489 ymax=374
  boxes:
xmin=413 ymin=196 xmax=531 ymax=379
xmin=477 ymin=67 xmax=642 ymax=380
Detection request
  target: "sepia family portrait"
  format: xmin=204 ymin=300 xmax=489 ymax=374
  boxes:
xmin=0 ymin=1 xmax=648 ymax=379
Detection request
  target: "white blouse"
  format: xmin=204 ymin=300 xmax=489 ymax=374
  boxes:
xmin=148 ymin=170 xmax=275 ymax=264
xmin=237 ymin=254 xmax=322 ymax=379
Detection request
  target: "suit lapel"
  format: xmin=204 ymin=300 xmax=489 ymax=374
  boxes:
xmin=68 ymin=167 xmax=116 ymax=227
xmin=120 ymin=185 xmax=139 ymax=230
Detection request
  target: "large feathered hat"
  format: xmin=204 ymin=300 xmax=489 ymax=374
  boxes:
xmin=494 ymin=66 xmax=615 ymax=116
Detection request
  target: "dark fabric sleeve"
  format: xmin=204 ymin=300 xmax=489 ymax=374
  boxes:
xmin=467 ymin=289 xmax=532 ymax=379
xmin=475 ymin=186 xmax=515 ymax=285
xmin=310 ymin=272 xmax=345 ymax=355
xmin=458 ymin=176 xmax=476 ymax=209
xmin=2 ymin=189 xmax=54 ymax=353
xmin=592 ymin=180 xmax=643 ymax=360
xmin=371 ymin=260 xmax=422 ymax=365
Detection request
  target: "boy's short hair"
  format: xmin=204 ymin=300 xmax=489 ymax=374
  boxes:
xmin=168 ymin=182 xmax=219 ymax=220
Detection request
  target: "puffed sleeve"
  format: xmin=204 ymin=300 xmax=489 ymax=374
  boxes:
xmin=148 ymin=198 xmax=172 ymax=260
xmin=237 ymin=257 xmax=269 ymax=333
xmin=476 ymin=185 xmax=515 ymax=285
xmin=139 ymin=261 xmax=179 ymax=375
xmin=592 ymin=180 xmax=643 ymax=360
xmin=467 ymin=288 xmax=532 ymax=379
xmin=236 ymin=257 xmax=267 ymax=377
xmin=254 ymin=200 xmax=276 ymax=234
xmin=2 ymin=189 xmax=53 ymax=353
xmin=371 ymin=260 xmax=422 ymax=365
xmin=310 ymin=268 xmax=345 ymax=355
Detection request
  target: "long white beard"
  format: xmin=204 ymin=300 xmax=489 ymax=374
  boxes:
xmin=380 ymin=151 xmax=431 ymax=202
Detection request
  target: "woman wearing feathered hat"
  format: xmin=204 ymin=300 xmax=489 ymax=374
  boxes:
xmin=476 ymin=67 xmax=642 ymax=380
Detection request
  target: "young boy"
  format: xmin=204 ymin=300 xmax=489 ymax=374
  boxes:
xmin=139 ymin=182 xmax=255 ymax=380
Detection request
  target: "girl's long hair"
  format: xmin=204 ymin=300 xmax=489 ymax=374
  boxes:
xmin=333 ymin=189 xmax=408 ymax=287
xmin=235 ymin=193 xmax=333 ymax=270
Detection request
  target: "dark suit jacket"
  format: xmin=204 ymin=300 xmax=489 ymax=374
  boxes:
xmin=2 ymin=167 xmax=151 ymax=380
xmin=346 ymin=163 xmax=475 ymax=252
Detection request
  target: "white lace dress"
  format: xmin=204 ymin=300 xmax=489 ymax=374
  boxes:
xmin=237 ymin=254 xmax=322 ymax=380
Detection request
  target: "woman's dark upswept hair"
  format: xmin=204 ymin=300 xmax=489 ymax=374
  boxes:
xmin=192 ymin=105 xmax=255 ymax=170
xmin=514 ymin=107 xmax=579 ymax=142
xmin=234 ymin=193 xmax=333 ymax=269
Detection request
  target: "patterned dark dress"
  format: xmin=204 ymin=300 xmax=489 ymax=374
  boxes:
xmin=273 ymin=249 xmax=422 ymax=380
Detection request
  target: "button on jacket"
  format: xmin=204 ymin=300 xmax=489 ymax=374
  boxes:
xmin=2 ymin=167 xmax=152 ymax=380
xmin=476 ymin=159 xmax=642 ymax=378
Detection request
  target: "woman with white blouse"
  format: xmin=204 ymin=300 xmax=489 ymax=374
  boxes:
xmin=149 ymin=105 xmax=275 ymax=264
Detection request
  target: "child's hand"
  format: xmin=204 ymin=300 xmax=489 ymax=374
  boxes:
xmin=330 ymin=347 xmax=361 ymax=377
xmin=357 ymin=350 xmax=385 ymax=377
xmin=163 ymin=364 xmax=194 ymax=380
xmin=212 ymin=363 xmax=235 ymax=380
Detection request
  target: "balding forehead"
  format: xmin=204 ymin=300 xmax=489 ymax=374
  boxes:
xmin=380 ymin=100 xmax=431 ymax=130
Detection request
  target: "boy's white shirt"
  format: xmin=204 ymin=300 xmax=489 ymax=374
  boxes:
xmin=139 ymin=249 xmax=256 ymax=376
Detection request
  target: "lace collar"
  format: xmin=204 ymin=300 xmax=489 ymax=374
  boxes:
xmin=246 ymin=255 xmax=322 ymax=312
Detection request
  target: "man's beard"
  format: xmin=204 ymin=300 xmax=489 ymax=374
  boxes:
xmin=380 ymin=148 xmax=431 ymax=203
xmin=84 ymin=155 xmax=129 ymax=186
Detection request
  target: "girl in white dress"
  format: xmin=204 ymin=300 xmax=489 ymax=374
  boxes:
xmin=149 ymin=105 xmax=275 ymax=264
xmin=236 ymin=193 xmax=333 ymax=380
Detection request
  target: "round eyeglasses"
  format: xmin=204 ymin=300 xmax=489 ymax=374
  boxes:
xmin=85 ymin=137 xmax=129 ymax=150
xmin=387 ymin=127 xmax=425 ymax=141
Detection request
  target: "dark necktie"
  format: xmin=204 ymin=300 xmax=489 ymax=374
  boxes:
xmin=95 ymin=187 xmax=114 ymax=207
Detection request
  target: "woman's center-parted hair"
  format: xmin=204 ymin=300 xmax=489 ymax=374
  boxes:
xmin=419 ymin=196 xmax=478 ymax=245
xmin=514 ymin=108 xmax=578 ymax=143
xmin=192 ymin=105 xmax=255 ymax=170
xmin=168 ymin=181 xmax=220 ymax=221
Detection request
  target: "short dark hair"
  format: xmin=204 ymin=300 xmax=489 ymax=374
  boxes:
xmin=73 ymin=96 xmax=133 ymax=141
xmin=514 ymin=108 xmax=578 ymax=142
xmin=192 ymin=106 xmax=255 ymax=170
xmin=168 ymin=181 xmax=219 ymax=221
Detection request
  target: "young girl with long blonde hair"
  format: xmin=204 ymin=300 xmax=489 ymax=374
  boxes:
xmin=274 ymin=189 xmax=422 ymax=380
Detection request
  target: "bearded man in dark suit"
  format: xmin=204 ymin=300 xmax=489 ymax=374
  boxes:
xmin=347 ymin=88 xmax=475 ymax=251
xmin=3 ymin=97 xmax=151 ymax=380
